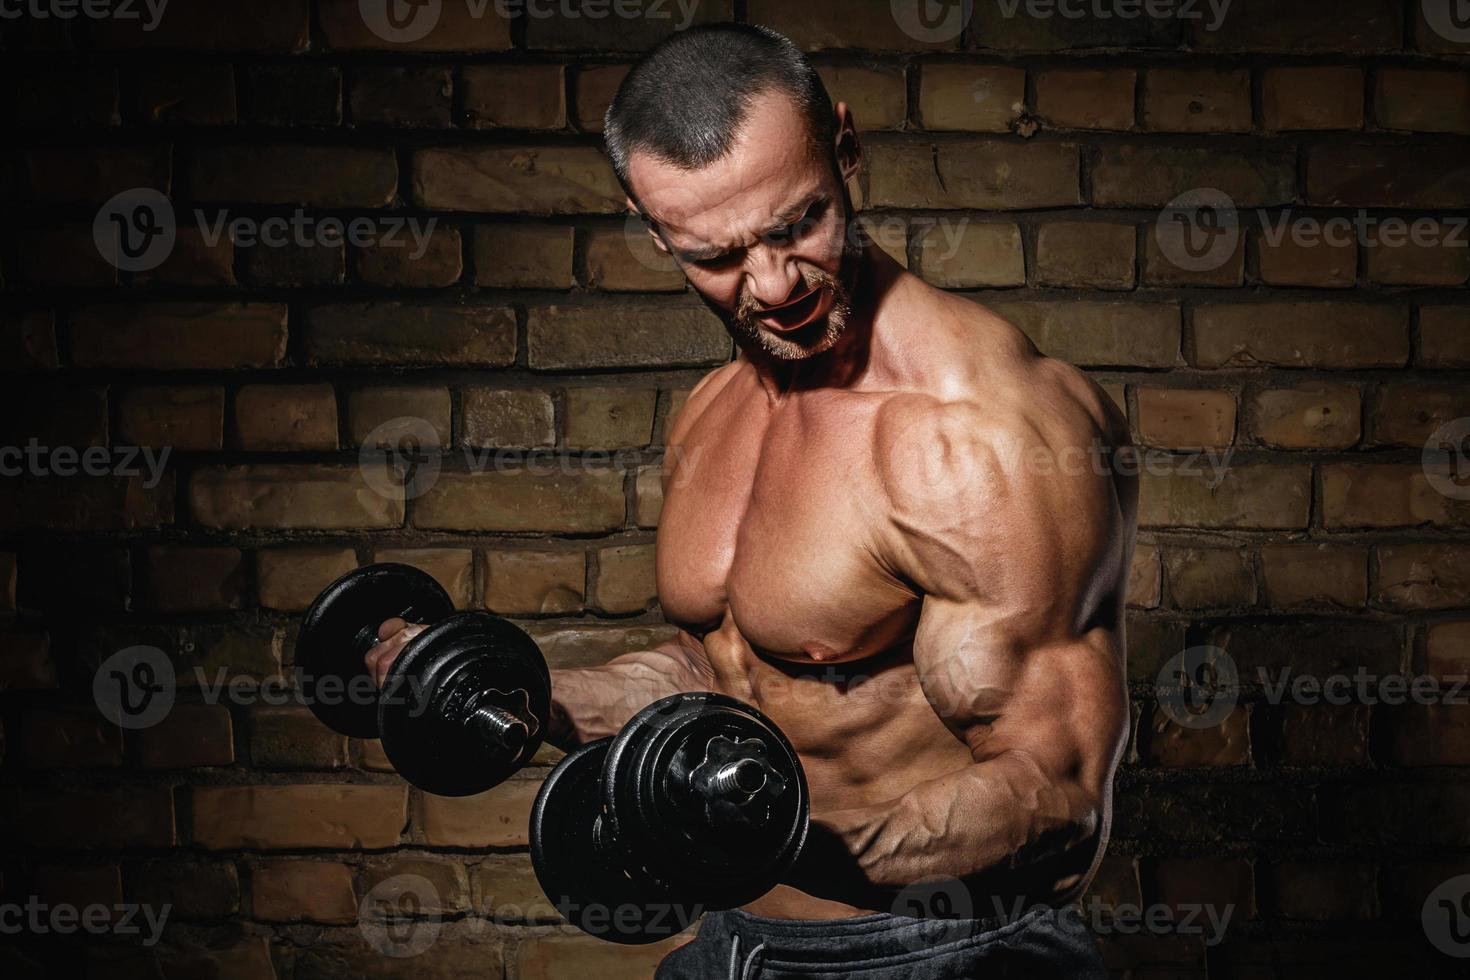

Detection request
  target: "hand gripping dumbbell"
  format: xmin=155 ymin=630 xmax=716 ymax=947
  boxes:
xmin=531 ymin=692 xmax=808 ymax=944
xmin=295 ymin=563 xmax=551 ymax=797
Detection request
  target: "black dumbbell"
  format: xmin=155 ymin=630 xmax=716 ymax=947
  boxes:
xmin=295 ymin=563 xmax=551 ymax=797
xmin=531 ymin=692 xmax=808 ymax=944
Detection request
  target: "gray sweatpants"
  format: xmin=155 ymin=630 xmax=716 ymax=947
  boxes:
xmin=654 ymin=905 xmax=1106 ymax=979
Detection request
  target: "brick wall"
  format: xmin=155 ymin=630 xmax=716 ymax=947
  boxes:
xmin=2 ymin=1 xmax=1469 ymax=977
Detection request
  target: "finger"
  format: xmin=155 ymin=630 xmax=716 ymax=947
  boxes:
xmin=378 ymin=617 xmax=407 ymax=640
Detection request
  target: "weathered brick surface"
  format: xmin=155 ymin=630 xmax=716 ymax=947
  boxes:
xmin=1035 ymin=69 xmax=1135 ymax=130
xmin=234 ymin=384 xmax=339 ymax=451
xmin=418 ymin=778 xmax=542 ymax=847
xmin=252 ymin=859 xmax=358 ymax=924
xmin=1307 ymin=145 xmax=1470 ymax=208
xmin=1375 ymin=69 xmax=1470 ymax=135
xmin=1262 ymin=67 xmax=1364 ymax=131
xmin=134 ymin=704 xmax=236 ymax=769
xmin=914 ymin=222 xmax=1024 ymax=288
xmin=143 ymin=546 xmax=246 ymax=612
xmin=1191 ymin=304 xmax=1408 ymax=369
xmin=257 ymin=547 xmax=358 ymax=612
xmin=1246 ymin=382 xmax=1361 ymax=449
xmin=1136 ymin=388 xmax=1236 ymax=451
xmin=1091 ymin=146 xmax=1295 ymax=208
xmin=462 ymin=388 xmax=557 ymax=448
xmin=1260 ymin=544 xmax=1367 ymax=609
xmin=919 ymin=65 xmax=1025 ymax=132
xmin=463 ymin=65 xmax=567 ymax=130
xmin=350 ymin=66 xmax=453 ymax=128
xmin=818 ymin=65 xmax=905 ymax=130
xmin=564 ymin=387 xmax=657 ymax=449
xmin=188 ymin=146 xmax=398 ymax=206
xmin=868 ymin=141 xmax=1081 ymax=210
xmin=70 ymin=304 xmax=288 ymax=370
xmin=192 ymin=785 xmax=407 ymax=849
xmin=527 ymin=304 xmax=731 ymax=369
xmin=475 ymin=224 xmax=577 ymax=288
xmin=1143 ymin=68 xmax=1251 ymax=133
xmin=984 ymin=300 xmax=1181 ymax=368
xmin=307 ymin=304 xmax=516 ymax=366
xmin=319 ymin=0 xmax=512 ymax=52
xmin=1035 ymin=222 xmax=1136 ymax=290
xmin=415 ymin=469 xmax=625 ymax=533
xmin=1323 ymin=464 xmax=1468 ymax=529
xmin=414 ymin=146 xmax=621 ymax=213
xmin=349 ymin=387 xmax=453 ymax=448
xmin=191 ymin=466 xmax=403 ymax=531
xmin=1139 ymin=464 xmax=1311 ymax=530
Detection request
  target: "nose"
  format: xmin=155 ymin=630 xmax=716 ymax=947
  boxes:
xmin=744 ymin=250 xmax=804 ymax=310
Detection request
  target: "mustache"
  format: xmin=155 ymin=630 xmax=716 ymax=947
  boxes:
xmin=735 ymin=265 xmax=844 ymax=329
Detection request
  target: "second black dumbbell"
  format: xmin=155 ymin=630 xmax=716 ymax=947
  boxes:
xmin=295 ymin=563 xmax=551 ymax=797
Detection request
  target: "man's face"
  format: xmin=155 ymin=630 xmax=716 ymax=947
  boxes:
xmin=626 ymin=90 xmax=862 ymax=361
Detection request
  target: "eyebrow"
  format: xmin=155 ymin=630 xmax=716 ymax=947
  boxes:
xmin=671 ymin=192 xmax=827 ymax=263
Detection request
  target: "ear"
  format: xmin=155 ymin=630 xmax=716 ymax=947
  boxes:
xmin=628 ymin=196 xmax=672 ymax=256
xmin=832 ymin=102 xmax=863 ymax=186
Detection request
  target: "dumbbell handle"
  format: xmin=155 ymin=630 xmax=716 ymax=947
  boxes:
xmin=471 ymin=702 xmax=530 ymax=756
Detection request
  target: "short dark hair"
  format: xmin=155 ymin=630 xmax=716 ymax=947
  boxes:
xmin=603 ymin=24 xmax=837 ymax=200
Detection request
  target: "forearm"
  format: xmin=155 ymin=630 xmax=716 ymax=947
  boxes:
xmin=790 ymin=750 xmax=1102 ymax=911
xmin=546 ymin=640 xmax=712 ymax=748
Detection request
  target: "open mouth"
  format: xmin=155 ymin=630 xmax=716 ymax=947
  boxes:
xmin=756 ymin=285 xmax=828 ymax=333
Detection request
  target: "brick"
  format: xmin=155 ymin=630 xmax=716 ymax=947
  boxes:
xmin=1140 ymin=463 xmax=1310 ymax=530
xmin=319 ymin=0 xmax=512 ymax=51
xmin=307 ymin=303 xmax=515 ymax=366
xmin=518 ymin=934 xmax=688 ymax=980
xmin=1165 ymin=546 xmax=1255 ymax=608
xmin=137 ymin=65 xmax=236 ymax=125
xmin=372 ymin=549 xmax=474 ymax=609
xmin=524 ymin=0 xmax=732 ymax=50
xmin=526 ymin=623 xmax=678 ymax=670
xmin=1271 ymin=862 xmax=1378 ymax=920
xmin=564 ymin=387 xmax=657 ymax=449
xmin=582 ymin=226 xmax=685 ymax=292
xmin=117 ymin=386 xmax=224 ymax=451
xmin=233 ymin=384 xmax=339 ymax=451
xmin=1146 ymin=703 xmax=1251 ymax=767
xmin=414 ymin=146 xmax=620 ymax=213
xmin=737 ymin=0 xmax=944 ymax=51
xmin=192 ymin=784 xmax=405 ymax=849
xmin=251 ymin=706 xmax=348 ymax=769
xmin=1143 ymin=69 xmax=1251 ymax=132
xmin=257 ymin=547 xmax=357 ymax=613
xmin=356 ymin=225 xmax=463 ymax=287
xmin=251 ymin=860 xmax=357 ymax=924
xmin=1374 ymin=384 xmax=1470 ymax=447
xmin=592 ymin=543 xmax=657 ymax=614
xmin=1307 ymin=145 xmax=1470 ymax=208
xmin=1262 ymin=67 xmax=1364 ymax=131
xmin=1324 ymin=464 xmax=1468 ymax=530
xmin=91 ymin=0 xmax=308 ymax=50
xmin=476 ymin=853 xmax=557 ymax=918
xmin=918 ymin=65 xmax=1024 ymax=132
xmin=1260 ymin=544 xmax=1367 ymax=609
xmin=36 ymin=866 xmax=123 ymax=918
xmin=415 ymin=469 xmax=625 ymax=533
xmin=134 ymin=704 xmax=235 ymax=769
xmin=141 ymin=226 xmax=237 ymax=286
xmin=983 ymin=300 xmax=1180 ymax=368
xmin=1376 ymin=69 xmax=1470 ymax=135
xmin=1320 ymin=782 xmax=1470 ymax=845
xmin=1035 ymin=222 xmax=1135 ymax=290
xmin=1246 ymin=382 xmax=1360 ymax=450
xmin=0 ymin=631 xmax=57 ymax=690
xmin=634 ymin=464 xmax=663 ymax=527
xmin=1277 ymin=703 xmax=1370 ymax=766
xmin=1085 ymin=853 xmax=1141 ymax=910
xmin=191 ymin=466 xmax=403 ymax=531
xmin=70 ymin=303 xmax=287 ymax=370
xmin=573 ymin=64 xmax=629 ymax=133
xmin=1190 ymin=0 xmax=1401 ymax=52
xmin=915 ymin=221 xmax=1024 ymax=288
xmin=485 ymin=549 xmax=585 ymax=616
xmin=1151 ymin=858 xmax=1256 ymax=919
xmin=1429 ymin=622 xmax=1470 ymax=678
xmin=1144 ymin=215 xmax=1246 ymax=287
xmin=23 ymin=707 xmax=123 ymax=769
xmin=364 ymin=856 xmax=471 ymax=914
xmin=1420 ymin=307 xmax=1470 ymax=369
xmin=527 ymin=304 xmax=730 ymax=370
xmin=11 ymin=787 xmax=174 ymax=848
xmin=1127 ymin=544 xmax=1161 ymax=609
xmin=1374 ymin=544 xmax=1470 ymax=610
xmin=350 ymin=66 xmax=451 ymax=128
xmin=655 ymin=388 xmax=694 ymax=445
xmin=867 ymin=141 xmax=1079 ymax=209
xmin=1035 ymin=69 xmax=1135 ymax=130
xmin=1136 ymin=388 xmax=1236 ymax=451
xmin=189 ymin=145 xmax=397 ymax=206
xmin=1391 ymin=702 xmax=1470 ymax=767
xmin=239 ymin=237 xmax=345 ymax=287
xmin=1255 ymin=226 xmax=1357 ymax=287
xmin=462 ymin=389 xmax=557 ymax=449
xmin=816 ymin=65 xmax=905 ymax=130
xmin=1 ymin=311 xmax=59 ymax=372
xmin=1113 ymin=782 xmax=1308 ymax=846
xmin=1364 ymin=222 xmax=1470 ymax=286
xmin=475 ymin=224 xmax=576 ymax=288
xmin=143 ymin=546 xmax=245 ymax=613
xmin=26 ymin=146 xmax=170 ymax=204
xmin=1192 ymin=304 xmax=1408 ymax=369
xmin=349 ymin=387 xmax=452 ymax=449
xmin=130 ymin=860 xmax=240 ymax=919
xmin=246 ymin=64 xmax=341 ymax=126
xmin=1091 ymin=145 xmax=1294 ymax=208
xmin=419 ymin=778 xmax=541 ymax=847
xmin=463 ymin=65 xmax=566 ymax=130
xmin=0 ymin=474 xmax=176 ymax=532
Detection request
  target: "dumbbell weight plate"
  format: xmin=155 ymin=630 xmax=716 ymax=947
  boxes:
xmin=530 ymin=739 xmax=705 ymax=945
xmin=603 ymin=692 xmax=808 ymax=911
xmin=378 ymin=611 xmax=551 ymax=797
xmin=296 ymin=563 xmax=455 ymax=738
